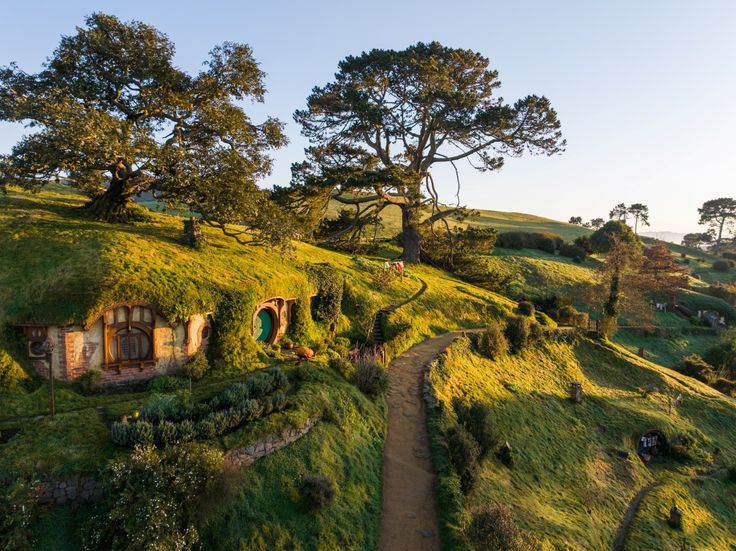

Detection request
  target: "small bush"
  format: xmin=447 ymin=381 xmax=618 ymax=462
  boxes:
xmin=182 ymin=351 xmax=209 ymax=381
xmin=726 ymin=466 xmax=736 ymax=483
xmin=131 ymin=421 xmax=154 ymax=445
xmin=713 ymin=260 xmax=732 ymax=272
xmin=76 ymin=368 xmax=102 ymax=394
xmin=354 ymin=359 xmax=388 ymax=397
xmin=111 ymin=421 xmax=133 ymax=447
xmin=467 ymin=503 xmax=534 ymax=551
xmin=712 ymin=378 xmax=736 ymax=397
xmin=559 ymin=242 xmax=587 ymax=261
xmin=446 ymin=425 xmax=480 ymax=493
xmin=675 ymin=354 xmax=715 ymax=384
xmin=497 ymin=441 xmax=514 ymax=467
xmin=0 ymin=348 xmax=28 ymax=390
xmin=477 ymin=324 xmax=509 ymax=360
xmin=140 ymin=393 xmax=189 ymax=424
xmin=299 ymin=474 xmax=335 ymax=510
xmin=148 ymin=376 xmax=188 ymax=392
xmin=517 ymin=301 xmax=535 ymax=317
xmin=497 ymin=231 xmax=563 ymax=253
xmin=454 ymin=399 xmax=498 ymax=457
xmin=329 ymin=356 xmax=354 ymax=379
xmin=504 ymin=316 xmax=542 ymax=353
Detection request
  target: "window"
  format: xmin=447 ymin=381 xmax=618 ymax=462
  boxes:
xmin=103 ymin=305 xmax=155 ymax=368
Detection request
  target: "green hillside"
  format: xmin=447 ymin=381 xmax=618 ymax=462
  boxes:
xmin=428 ymin=335 xmax=736 ymax=550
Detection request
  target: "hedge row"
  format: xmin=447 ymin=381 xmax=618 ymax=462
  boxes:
xmin=111 ymin=392 xmax=288 ymax=447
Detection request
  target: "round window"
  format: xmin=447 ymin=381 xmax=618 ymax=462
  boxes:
xmin=253 ymin=309 xmax=276 ymax=342
xmin=201 ymin=325 xmax=211 ymax=340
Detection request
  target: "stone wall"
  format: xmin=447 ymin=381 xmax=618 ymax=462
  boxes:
xmin=226 ymin=417 xmax=319 ymax=467
xmin=37 ymin=476 xmax=102 ymax=507
xmin=36 ymin=417 xmax=319 ymax=507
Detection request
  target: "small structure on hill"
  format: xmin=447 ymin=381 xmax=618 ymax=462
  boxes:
xmin=20 ymin=296 xmax=298 ymax=385
xmin=569 ymin=381 xmax=583 ymax=403
xmin=637 ymin=429 xmax=667 ymax=463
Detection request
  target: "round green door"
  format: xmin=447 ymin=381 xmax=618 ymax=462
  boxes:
xmin=254 ymin=309 xmax=274 ymax=342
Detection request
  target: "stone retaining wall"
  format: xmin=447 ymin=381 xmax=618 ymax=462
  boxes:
xmin=226 ymin=417 xmax=319 ymax=467
xmin=38 ymin=476 xmax=102 ymax=506
xmin=36 ymin=417 xmax=319 ymax=507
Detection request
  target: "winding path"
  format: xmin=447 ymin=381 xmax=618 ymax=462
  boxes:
xmin=378 ymin=330 xmax=472 ymax=551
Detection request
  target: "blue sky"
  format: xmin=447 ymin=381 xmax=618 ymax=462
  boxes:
xmin=2 ymin=1 xmax=735 ymax=234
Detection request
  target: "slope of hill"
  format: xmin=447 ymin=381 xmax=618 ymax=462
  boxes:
xmin=428 ymin=335 xmax=736 ymax=550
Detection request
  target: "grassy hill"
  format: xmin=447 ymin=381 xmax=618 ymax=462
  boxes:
xmin=0 ymin=185 xmax=517 ymax=550
xmin=428 ymin=335 xmax=736 ymax=550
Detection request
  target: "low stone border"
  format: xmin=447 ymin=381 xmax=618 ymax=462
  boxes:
xmin=34 ymin=417 xmax=320 ymax=508
xmin=37 ymin=476 xmax=102 ymax=506
xmin=226 ymin=416 xmax=319 ymax=467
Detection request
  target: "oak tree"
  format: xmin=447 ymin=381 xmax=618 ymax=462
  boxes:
xmin=0 ymin=14 xmax=290 ymax=245
xmin=287 ymin=42 xmax=565 ymax=263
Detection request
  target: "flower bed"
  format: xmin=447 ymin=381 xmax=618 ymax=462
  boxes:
xmin=111 ymin=368 xmax=289 ymax=447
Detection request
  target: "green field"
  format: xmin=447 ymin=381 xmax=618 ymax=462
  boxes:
xmin=428 ymin=335 xmax=736 ymax=550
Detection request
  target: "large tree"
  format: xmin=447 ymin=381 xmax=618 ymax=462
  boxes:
xmin=287 ymin=42 xmax=565 ymax=263
xmin=0 ymin=14 xmax=290 ymax=245
xmin=609 ymin=203 xmax=628 ymax=222
xmin=698 ymin=198 xmax=736 ymax=251
xmin=681 ymin=231 xmax=713 ymax=250
xmin=628 ymin=203 xmax=650 ymax=234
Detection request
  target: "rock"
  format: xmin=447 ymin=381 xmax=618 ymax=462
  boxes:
xmin=294 ymin=346 xmax=315 ymax=360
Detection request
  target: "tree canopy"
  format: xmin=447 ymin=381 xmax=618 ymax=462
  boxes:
xmin=282 ymin=41 xmax=565 ymax=262
xmin=627 ymin=203 xmax=650 ymax=234
xmin=0 ymin=13 xmax=292 ymax=246
xmin=698 ymin=198 xmax=736 ymax=251
xmin=590 ymin=220 xmax=640 ymax=253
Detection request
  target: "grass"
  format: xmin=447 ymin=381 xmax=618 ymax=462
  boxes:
xmin=613 ymin=332 xmax=721 ymax=368
xmin=427 ymin=336 xmax=736 ymax=550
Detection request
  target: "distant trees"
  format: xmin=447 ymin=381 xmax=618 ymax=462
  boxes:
xmin=698 ymin=198 xmax=736 ymax=251
xmin=588 ymin=218 xmax=605 ymax=229
xmin=285 ymin=41 xmax=565 ymax=263
xmin=628 ymin=203 xmax=650 ymax=234
xmin=682 ymin=232 xmax=713 ymax=250
xmin=568 ymin=216 xmax=583 ymax=225
xmin=0 ymin=14 xmax=293 ymax=247
xmin=640 ymin=241 xmax=688 ymax=303
xmin=609 ymin=203 xmax=629 ymax=222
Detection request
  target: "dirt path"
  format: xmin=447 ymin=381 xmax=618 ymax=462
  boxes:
xmin=378 ymin=330 xmax=470 ymax=551
xmin=611 ymin=482 xmax=659 ymax=551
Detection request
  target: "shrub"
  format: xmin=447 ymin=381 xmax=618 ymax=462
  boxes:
xmin=210 ymin=289 xmax=260 ymax=372
xmin=148 ymin=376 xmax=188 ymax=392
xmin=722 ymin=252 xmax=736 ymax=262
xmin=504 ymin=316 xmax=542 ymax=353
xmin=182 ymin=351 xmax=209 ymax=382
xmin=0 ymin=477 xmax=40 ymax=550
xmin=726 ymin=466 xmax=736 ymax=483
xmin=0 ymin=348 xmax=28 ymax=390
xmin=712 ymin=378 xmax=736 ymax=397
xmin=177 ymin=419 xmax=195 ymax=443
xmin=517 ymin=301 xmax=535 ymax=317
xmin=675 ymin=354 xmax=715 ymax=384
xmin=299 ymin=474 xmax=335 ymax=510
xmin=559 ymin=242 xmax=587 ymax=261
xmin=496 ymin=231 xmax=563 ymax=252
xmin=196 ymin=418 xmax=218 ymax=440
xmin=477 ymin=324 xmax=509 ymax=360
xmin=497 ymin=441 xmax=514 ymax=467
xmin=140 ymin=393 xmax=190 ymax=424
xmin=445 ymin=425 xmax=480 ymax=493
xmin=467 ymin=504 xmax=534 ymax=551
xmin=454 ymin=399 xmax=498 ymax=457
xmin=131 ymin=421 xmax=154 ymax=445
xmin=329 ymin=356 xmax=354 ymax=379
xmin=713 ymin=259 xmax=732 ymax=272
xmin=354 ymin=359 xmax=388 ymax=397
xmin=85 ymin=444 xmax=224 ymax=550
xmin=76 ymin=368 xmax=102 ymax=394
xmin=589 ymin=220 xmax=639 ymax=253
xmin=306 ymin=264 xmax=344 ymax=325
xmin=111 ymin=421 xmax=133 ymax=447
xmin=156 ymin=420 xmax=179 ymax=446
xmin=574 ymin=235 xmax=593 ymax=253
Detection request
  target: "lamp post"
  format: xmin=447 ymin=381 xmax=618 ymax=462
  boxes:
xmin=42 ymin=338 xmax=56 ymax=419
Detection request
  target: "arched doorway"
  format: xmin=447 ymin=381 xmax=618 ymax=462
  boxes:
xmin=253 ymin=308 xmax=277 ymax=343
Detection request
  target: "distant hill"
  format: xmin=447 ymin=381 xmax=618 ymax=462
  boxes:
xmin=640 ymin=230 xmax=686 ymax=244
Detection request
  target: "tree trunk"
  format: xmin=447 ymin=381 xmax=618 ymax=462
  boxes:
xmin=85 ymin=177 xmax=135 ymax=222
xmin=401 ymin=206 xmax=422 ymax=264
xmin=716 ymin=219 xmax=725 ymax=251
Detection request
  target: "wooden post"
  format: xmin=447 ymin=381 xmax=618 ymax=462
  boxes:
xmin=668 ymin=503 xmax=683 ymax=528
xmin=570 ymin=381 xmax=583 ymax=404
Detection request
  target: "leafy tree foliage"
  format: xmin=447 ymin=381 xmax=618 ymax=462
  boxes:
xmin=587 ymin=217 xmax=605 ymax=229
xmin=568 ymin=216 xmax=583 ymax=225
xmin=698 ymin=198 xmax=736 ymax=251
xmin=609 ymin=203 xmax=628 ymax=222
xmin=640 ymin=241 xmax=687 ymax=302
xmin=284 ymin=42 xmax=565 ymax=263
xmin=681 ymin=232 xmax=714 ymax=249
xmin=0 ymin=14 xmax=293 ymax=246
xmin=85 ymin=443 xmax=225 ymax=551
xmin=589 ymin=220 xmax=639 ymax=253
xmin=628 ymin=203 xmax=650 ymax=234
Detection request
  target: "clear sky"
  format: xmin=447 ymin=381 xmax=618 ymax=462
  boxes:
xmin=2 ymin=1 xmax=735 ymax=234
